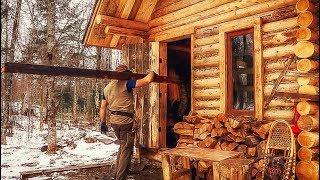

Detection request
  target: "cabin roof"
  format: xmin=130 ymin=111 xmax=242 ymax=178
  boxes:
xmin=83 ymin=0 xmax=159 ymax=49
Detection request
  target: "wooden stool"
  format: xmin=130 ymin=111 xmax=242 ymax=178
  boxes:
xmin=214 ymin=158 xmax=254 ymax=180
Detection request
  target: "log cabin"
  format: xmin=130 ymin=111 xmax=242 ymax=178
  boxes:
xmin=83 ymin=0 xmax=319 ymax=179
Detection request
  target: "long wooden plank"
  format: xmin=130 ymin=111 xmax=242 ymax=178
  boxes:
xmin=20 ymin=162 xmax=112 ymax=179
xmin=2 ymin=63 xmax=179 ymax=84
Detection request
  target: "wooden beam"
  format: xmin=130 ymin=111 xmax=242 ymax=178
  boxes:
xmin=104 ymin=26 xmax=148 ymax=39
xmin=2 ymin=63 xmax=179 ymax=84
xmin=95 ymin=15 xmax=149 ymax=31
xmin=168 ymin=45 xmax=190 ymax=53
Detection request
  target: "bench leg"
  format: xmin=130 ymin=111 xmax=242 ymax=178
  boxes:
xmin=182 ymin=157 xmax=191 ymax=180
xmin=162 ymin=155 xmax=172 ymax=180
xmin=212 ymin=162 xmax=220 ymax=180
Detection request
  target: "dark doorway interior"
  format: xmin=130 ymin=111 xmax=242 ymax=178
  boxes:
xmin=166 ymin=38 xmax=191 ymax=148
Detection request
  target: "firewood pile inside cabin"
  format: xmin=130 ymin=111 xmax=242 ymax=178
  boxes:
xmin=173 ymin=114 xmax=271 ymax=179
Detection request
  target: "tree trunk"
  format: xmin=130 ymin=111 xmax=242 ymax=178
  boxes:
xmin=46 ymin=0 xmax=57 ymax=154
xmin=73 ymin=80 xmax=78 ymax=126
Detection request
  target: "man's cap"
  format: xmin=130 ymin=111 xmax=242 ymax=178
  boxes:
xmin=115 ymin=64 xmax=129 ymax=72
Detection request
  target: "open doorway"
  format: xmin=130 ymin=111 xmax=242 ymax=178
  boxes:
xmin=166 ymin=38 xmax=191 ymax=148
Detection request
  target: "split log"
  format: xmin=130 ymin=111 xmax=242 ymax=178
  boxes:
xmin=199 ymin=132 xmax=210 ymax=140
xmin=194 ymin=129 xmax=200 ymax=139
xmin=206 ymin=123 xmax=214 ymax=133
xmin=297 ymin=77 xmax=319 ymax=86
xmin=228 ymin=134 xmax=245 ymax=143
xmin=203 ymin=136 xmax=217 ymax=148
xmin=297 ymin=11 xmax=319 ymax=27
xmin=198 ymin=160 xmax=210 ymax=172
xmin=296 ymin=0 xmax=317 ymax=12
xmin=174 ymin=122 xmax=195 ymax=130
xmin=298 ymin=147 xmax=319 ymax=161
xmin=226 ymin=142 xmax=239 ymax=151
xmin=257 ymin=140 xmax=267 ymax=158
xmin=296 ymin=27 xmax=319 ymax=42
xmin=214 ymin=140 xmax=222 ymax=150
xmin=296 ymin=160 xmax=319 ymax=180
xmin=197 ymin=140 xmax=207 ymax=148
xmin=294 ymin=41 xmax=319 ymax=58
xmin=220 ymin=141 xmax=230 ymax=151
xmin=296 ymin=101 xmax=319 ymax=115
xmin=253 ymin=159 xmax=265 ymax=172
xmin=247 ymin=147 xmax=257 ymax=157
xmin=183 ymin=116 xmax=201 ymax=124
xmin=245 ymin=136 xmax=260 ymax=147
xmin=297 ymin=131 xmax=319 ymax=147
xmin=296 ymin=59 xmax=319 ymax=73
xmin=174 ymin=129 xmax=194 ymax=136
xmin=199 ymin=123 xmax=211 ymax=134
xmin=252 ymin=122 xmax=272 ymax=139
xmin=213 ymin=117 xmax=223 ymax=128
xmin=236 ymin=144 xmax=248 ymax=154
xmin=228 ymin=116 xmax=240 ymax=129
xmin=178 ymin=138 xmax=196 ymax=144
xmin=298 ymin=85 xmax=319 ymax=95
xmin=216 ymin=113 xmax=229 ymax=123
xmin=297 ymin=115 xmax=319 ymax=131
xmin=211 ymin=127 xmax=228 ymax=137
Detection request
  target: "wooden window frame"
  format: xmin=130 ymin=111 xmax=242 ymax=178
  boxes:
xmin=219 ymin=18 xmax=263 ymax=120
xmin=226 ymin=28 xmax=254 ymax=116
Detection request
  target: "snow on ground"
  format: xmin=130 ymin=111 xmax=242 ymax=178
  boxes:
xmin=1 ymin=115 xmax=119 ymax=180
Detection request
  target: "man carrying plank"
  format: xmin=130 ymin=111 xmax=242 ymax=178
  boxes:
xmin=99 ymin=64 xmax=155 ymax=180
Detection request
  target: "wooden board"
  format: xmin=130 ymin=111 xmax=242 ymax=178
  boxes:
xmin=162 ymin=147 xmax=242 ymax=162
xmin=159 ymin=42 xmax=167 ymax=148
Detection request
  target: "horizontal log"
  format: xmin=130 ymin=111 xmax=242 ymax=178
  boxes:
xmin=297 ymin=58 xmax=319 ymax=72
xmin=193 ymin=55 xmax=220 ymax=68
xmin=299 ymin=85 xmax=319 ymax=95
xmin=298 ymin=147 xmax=319 ymax=161
xmin=264 ymin=83 xmax=300 ymax=95
xmin=194 ymin=100 xmax=220 ymax=109
xmin=2 ymin=63 xmax=179 ymax=84
xmin=268 ymin=98 xmax=296 ymax=107
xmin=297 ymin=131 xmax=319 ymax=147
xmin=297 ymin=114 xmax=319 ymax=131
xmin=262 ymin=17 xmax=298 ymax=33
xmin=297 ymin=11 xmax=319 ymax=27
xmin=296 ymin=0 xmax=317 ymax=12
xmin=294 ymin=41 xmax=319 ymax=58
xmin=194 ymin=43 xmax=219 ymax=54
xmin=265 ymin=71 xmax=298 ymax=83
xmin=263 ymin=44 xmax=295 ymax=60
xmin=194 ymin=109 xmax=220 ymax=117
xmin=296 ymin=27 xmax=319 ymax=42
xmin=149 ymin=0 xmax=233 ymax=28
xmin=297 ymin=77 xmax=319 ymax=86
xmin=296 ymin=161 xmax=319 ymax=180
xmin=193 ymin=88 xmax=221 ymax=99
xmin=193 ymin=68 xmax=219 ymax=78
xmin=194 ymin=35 xmax=219 ymax=47
xmin=265 ymin=58 xmax=297 ymax=71
xmin=193 ymin=78 xmax=220 ymax=88
xmin=149 ymin=0 xmax=297 ymax=41
xmin=262 ymin=28 xmax=297 ymax=48
xmin=95 ymin=15 xmax=149 ymax=31
xmin=269 ymin=92 xmax=319 ymax=101
xmin=104 ymin=26 xmax=147 ymax=38
xmin=264 ymin=109 xmax=294 ymax=121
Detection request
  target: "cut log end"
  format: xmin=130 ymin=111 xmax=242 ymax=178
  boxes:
xmin=297 ymin=131 xmax=319 ymax=147
xmin=296 ymin=161 xmax=319 ymax=180
xmin=294 ymin=41 xmax=319 ymax=58
xmin=296 ymin=101 xmax=319 ymax=115
xmin=298 ymin=147 xmax=319 ymax=161
xmin=297 ymin=11 xmax=318 ymax=27
xmin=296 ymin=0 xmax=315 ymax=12
xmin=298 ymin=85 xmax=319 ymax=95
xmin=297 ymin=59 xmax=319 ymax=73
xmin=297 ymin=115 xmax=319 ymax=131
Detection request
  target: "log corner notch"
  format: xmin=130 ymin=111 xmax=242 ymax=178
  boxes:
xmin=95 ymin=15 xmax=150 ymax=40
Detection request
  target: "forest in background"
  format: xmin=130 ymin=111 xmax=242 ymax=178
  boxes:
xmin=1 ymin=0 xmax=124 ymax=151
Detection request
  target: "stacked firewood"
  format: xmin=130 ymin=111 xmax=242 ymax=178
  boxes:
xmin=173 ymin=113 xmax=272 ymax=179
xmin=293 ymin=0 xmax=319 ymax=179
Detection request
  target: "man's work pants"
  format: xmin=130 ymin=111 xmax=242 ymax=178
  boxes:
xmin=111 ymin=123 xmax=134 ymax=180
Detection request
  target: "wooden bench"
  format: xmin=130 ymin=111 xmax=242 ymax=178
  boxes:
xmin=214 ymin=158 xmax=254 ymax=180
xmin=161 ymin=147 xmax=243 ymax=180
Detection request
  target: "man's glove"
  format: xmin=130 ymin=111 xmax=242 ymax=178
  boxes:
xmin=100 ymin=122 xmax=108 ymax=134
